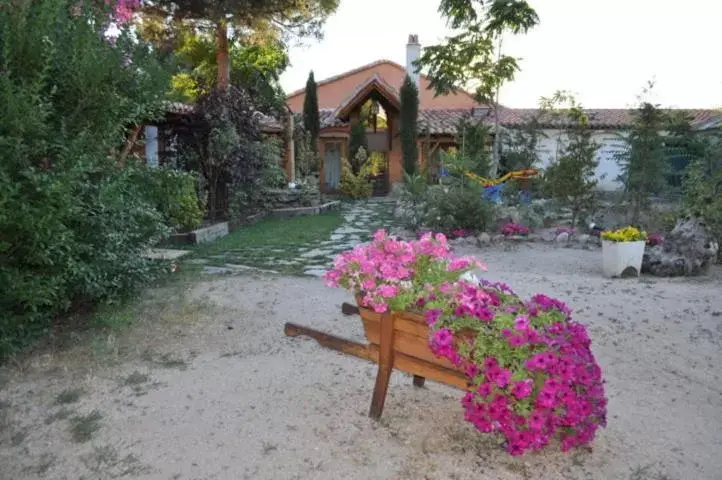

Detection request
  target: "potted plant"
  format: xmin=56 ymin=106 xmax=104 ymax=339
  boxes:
xmin=324 ymin=230 xmax=607 ymax=456
xmin=600 ymin=226 xmax=648 ymax=278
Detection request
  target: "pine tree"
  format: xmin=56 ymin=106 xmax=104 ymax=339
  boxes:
xmin=617 ymin=100 xmax=669 ymax=224
xmin=543 ymin=98 xmax=599 ymax=229
xmin=348 ymin=122 xmax=367 ymax=174
xmin=143 ymin=1 xmax=338 ymax=90
xmin=302 ymin=71 xmax=320 ymax=153
xmin=399 ymin=75 xmax=420 ymax=176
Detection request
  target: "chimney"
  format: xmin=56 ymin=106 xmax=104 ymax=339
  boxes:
xmin=406 ymin=34 xmax=421 ymax=89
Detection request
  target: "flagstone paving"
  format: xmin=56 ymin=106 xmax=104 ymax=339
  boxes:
xmin=190 ymin=199 xmax=399 ymax=277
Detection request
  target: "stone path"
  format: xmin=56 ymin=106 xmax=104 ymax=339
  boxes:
xmin=298 ymin=199 xmax=398 ymax=276
xmin=197 ymin=199 xmax=399 ymax=277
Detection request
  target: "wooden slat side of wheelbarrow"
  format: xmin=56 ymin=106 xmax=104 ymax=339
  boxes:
xmin=283 ymin=302 xmax=470 ymax=420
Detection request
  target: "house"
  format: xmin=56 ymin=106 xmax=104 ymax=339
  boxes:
xmin=285 ymin=34 xmax=719 ymax=192
xmin=285 ymin=34 xmax=480 ymax=193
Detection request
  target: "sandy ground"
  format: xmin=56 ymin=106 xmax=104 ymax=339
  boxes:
xmin=1 ymin=243 xmax=721 ymax=480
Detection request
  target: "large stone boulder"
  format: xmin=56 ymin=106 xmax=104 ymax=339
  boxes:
xmin=642 ymin=216 xmax=719 ymax=276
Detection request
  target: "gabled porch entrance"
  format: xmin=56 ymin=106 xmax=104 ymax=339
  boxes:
xmin=319 ymin=74 xmax=401 ymax=195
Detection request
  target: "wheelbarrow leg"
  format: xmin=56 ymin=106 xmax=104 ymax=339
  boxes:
xmin=369 ymin=312 xmax=395 ymax=420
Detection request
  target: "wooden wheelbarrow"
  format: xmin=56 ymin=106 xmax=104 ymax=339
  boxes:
xmin=284 ymin=301 xmax=470 ymax=420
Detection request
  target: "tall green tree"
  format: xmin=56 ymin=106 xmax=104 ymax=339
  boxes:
xmin=500 ymin=112 xmax=544 ymax=172
xmin=348 ymin=122 xmax=368 ymax=174
xmin=399 ymin=75 xmax=420 ymax=176
xmin=165 ymin=27 xmax=289 ymax=112
xmin=416 ymin=0 xmax=539 ymax=178
xmin=616 ymin=85 xmax=670 ymax=224
xmin=456 ymin=118 xmax=491 ymax=176
xmin=541 ymin=92 xmax=599 ymax=229
xmin=142 ymin=0 xmax=339 ymax=90
xmin=303 ymin=71 xmax=321 ymax=153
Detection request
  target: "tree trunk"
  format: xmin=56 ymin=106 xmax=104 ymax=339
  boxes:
xmin=207 ymin=171 xmax=218 ymax=223
xmin=216 ymin=21 xmax=230 ymax=91
xmin=491 ymin=109 xmax=501 ymax=179
xmin=489 ymin=36 xmax=504 ymax=179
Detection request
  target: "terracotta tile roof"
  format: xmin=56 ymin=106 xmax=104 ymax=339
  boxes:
xmin=319 ymin=108 xmax=347 ymax=128
xmin=691 ymin=112 xmax=722 ymax=131
xmin=418 ymin=109 xmax=473 ymax=135
xmin=164 ymin=101 xmax=195 ymax=115
xmin=162 ymin=101 xmax=283 ymax=132
xmin=496 ymin=107 xmax=719 ymax=129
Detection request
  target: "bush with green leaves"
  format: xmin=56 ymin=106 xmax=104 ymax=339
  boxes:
xmin=422 ymin=184 xmax=498 ymax=234
xmin=541 ymin=96 xmax=599 ymax=229
xmin=228 ymin=137 xmax=289 ymax=217
xmin=683 ymin=132 xmax=722 ymax=261
xmin=130 ymin=166 xmax=203 ymax=232
xmin=393 ymin=173 xmax=430 ymax=230
xmin=340 ymin=148 xmax=374 ymax=200
xmin=0 ymin=0 xmax=173 ymax=357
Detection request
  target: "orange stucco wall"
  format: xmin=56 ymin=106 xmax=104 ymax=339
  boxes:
xmin=286 ymin=61 xmax=478 ymax=113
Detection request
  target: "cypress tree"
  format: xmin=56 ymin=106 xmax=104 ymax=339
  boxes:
xmin=302 ymin=71 xmax=320 ymax=152
xmin=399 ymin=75 xmax=419 ymax=176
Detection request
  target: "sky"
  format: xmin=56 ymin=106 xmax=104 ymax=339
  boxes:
xmin=279 ymin=0 xmax=722 ymax=109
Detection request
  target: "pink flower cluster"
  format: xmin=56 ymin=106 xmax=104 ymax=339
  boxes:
xmin=646 ymin=233 xmax=664 ymax=246
xmin=501 ymin=222 xmax=531 ymax=236
xmin=450 ymin=228 xmax=474 ymax=239
xmin=423 ymin=281 xmax=607 ymax=456
xmin=555 ymin=226 xmax=576 ymax=236
xmin=323 ymin=230 xmax=484 ymax=313
xmin=106 ymin=0 xmax=140 ymax=23
xmin=325 ymin=229 xmax=607 ymax=456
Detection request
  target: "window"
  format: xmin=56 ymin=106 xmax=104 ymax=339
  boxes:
xmin=144 ymin=125 xmax=159 ymax=168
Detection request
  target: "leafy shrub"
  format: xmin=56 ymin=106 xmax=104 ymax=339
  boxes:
xmin=340 ymin=147 xmax=373 ymax=199
xmin=228 ymin=138 xmax=288 ymax=217
xmin=423 ymin=185 xmax=497 ymax=234
xmin=0 ymin=0 xmax=172 ymax=357
xmin=295 ymin=176 xmax=321 ymax=206
xmin=130 ymin=166 xmax=203 ymax=232
xmin=393 ymin=173 xmax=429 ymax=230
xmin=340 ymin=161 xmax=373 ymax=199
xmin=683 ymin=133 xmax=722 ymax=261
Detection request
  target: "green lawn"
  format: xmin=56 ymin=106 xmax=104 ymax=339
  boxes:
xmin=187 ymin=211 xmax=344 ymax=274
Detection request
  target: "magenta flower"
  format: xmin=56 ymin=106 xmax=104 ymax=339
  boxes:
xmin=495 ymin=369 xmax=512 ymax=388
xmin=424 ymin=308 xmax=443 ymax=326
xmin=432 ymin=328 xmax=453 ymax=348
xmin=512 ymin=380 xmax=533 ymax=399
xmin=514 ymin=315 xmax=530 ymax=331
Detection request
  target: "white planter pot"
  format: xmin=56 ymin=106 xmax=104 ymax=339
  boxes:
xmin=602 ymin=240 xmax=646 ymax=278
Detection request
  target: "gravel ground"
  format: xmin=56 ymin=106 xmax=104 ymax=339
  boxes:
xmin=1 ymin=244 xmax=721 ymax=480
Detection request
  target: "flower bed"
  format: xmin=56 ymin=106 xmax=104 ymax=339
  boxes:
xmin=501 ymin=222 xmax=531 ymax=236
xmin=646 ymin=233 xmax=664 ymax=246
xmin=324 ymin=230 xmax=607 ymax=456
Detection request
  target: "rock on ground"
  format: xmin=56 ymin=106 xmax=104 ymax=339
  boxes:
xmin=642 ymin=215 xmax=719 ymax=276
